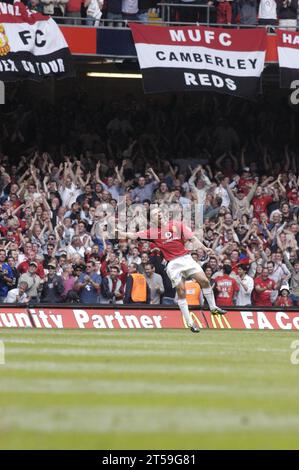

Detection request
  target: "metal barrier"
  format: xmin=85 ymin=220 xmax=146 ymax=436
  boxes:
xmin=52 ymin=14 xmax=278 ymax=32
xmin=157 ymin=2 xmax=212 ymax=25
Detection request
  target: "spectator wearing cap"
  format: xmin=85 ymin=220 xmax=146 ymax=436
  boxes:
xmin=18 ymin=262 xmax=43 ymax=303
xmin=40 ymin=262 xmax=64 ymax=303
xmin=4 ymin=281 xmax=29 ymax=304
xmin=237 ymin=164 xmax=258 ymax=195
xmin=235 ymin=264 xmax=254 ymax=306
xmin=17 ymin=250 xmax=45 ymax=279
xmin=75 ymin=261 xmax=101 ymax=304
xmin=275 ymin=285 xmax=293 ymax=307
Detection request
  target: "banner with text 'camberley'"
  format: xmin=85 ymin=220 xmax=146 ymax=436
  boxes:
xmin=129 ymin=23 xmax=267 ymax=99
xmin=0 ymin=0 xmax=74 ymax=81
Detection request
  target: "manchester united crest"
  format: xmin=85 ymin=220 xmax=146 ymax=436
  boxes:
xmin=0 ymin=24 xmax=10 ymax=57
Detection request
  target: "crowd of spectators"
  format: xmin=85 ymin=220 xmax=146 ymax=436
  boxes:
xmin=0 ymin=90 xmax=298 ymax=307
xmin=21 ymin=0 xmax=299 ymax=30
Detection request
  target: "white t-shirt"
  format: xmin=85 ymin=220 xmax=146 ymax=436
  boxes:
xmin=235 ymin=275 xmax=254 ymax=306
xmin=122 ymin=0 xmax=138 ymax=14
xmin=67 ymin=245 xmax=85 ymax=258
xmin=258 ymin=0 xmax=277 ymax=20
xmin=59 ymin=183 xmax=82 ymax=208
xmin=4 ymin=288 xmax=28 ymax=304
xmin=214 ymin=185 xmax=230 ymax=208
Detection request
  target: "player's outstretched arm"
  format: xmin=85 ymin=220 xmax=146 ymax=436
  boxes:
xmin=189 ymin=235 xmax=213 ymax=256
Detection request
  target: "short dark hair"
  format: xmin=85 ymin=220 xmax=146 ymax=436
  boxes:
xmin=238 ymin=264 xmax=248 ymax=273
xmin=110 ymin=266 xmax=120 ymax=273
xmin=145 ymin=263 xmax=154 ymax=270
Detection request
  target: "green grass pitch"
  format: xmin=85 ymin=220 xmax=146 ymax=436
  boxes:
xmin=0 ymin=329 xmax=299 ymax=450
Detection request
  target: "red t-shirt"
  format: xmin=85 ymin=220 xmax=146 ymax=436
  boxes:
xmin=136 ymin=221 xmax=193 ymax=262
xmin=238 ymin=177 xmax=256 ymax=195
xmin=287 ymin=190 xmax=299 ymax=207
xmin=252 ymin=195 xmax=273 ymax=219
xmin=254 ymin=277 xmax=275 ymax=306
xmin=67 ymin=0 xmax=82 ymax=12
xmin=214 ymin=275 xmax=239 ymax=306
xmin=275 ymin=296 xmax=293 ymax=307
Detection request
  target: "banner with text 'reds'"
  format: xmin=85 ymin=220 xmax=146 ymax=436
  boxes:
xmin=277 ymin=30 xmax=299 ymax=88
xmin=129 ymin=23 xmax=267 ymax=98
xmin=0 ymin=0 xmax=74 ymax=81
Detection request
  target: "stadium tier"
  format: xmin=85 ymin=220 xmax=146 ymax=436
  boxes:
xmin=0 ymin=2 xmax=299 ymax=314
xmin=0 ymin=90 xmax=299 ymax=311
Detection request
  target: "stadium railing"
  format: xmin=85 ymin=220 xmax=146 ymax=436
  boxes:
xmin=0 ymin=303 xmax=298 ymax=310
xmin=52 ymin=15 xmax=278 ymax=33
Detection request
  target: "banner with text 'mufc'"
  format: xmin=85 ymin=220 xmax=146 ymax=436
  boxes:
xmin=0 ymin=0 xmax=74 ymax=81
xmin=129 ymin=23 xmax=267 ymax=99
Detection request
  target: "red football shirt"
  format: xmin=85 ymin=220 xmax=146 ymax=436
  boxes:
xmin=214 ymin=275 xmax=239 ymax=306
xmin=254 ymin=277 xmax=275 ymax=306
xmin=252 ymin=195 xmax=273 ymax=219
xmin=275 ymin=296 xmax=293 ymax=307
xmin=136 ymin=221 xmax=193 ymax=262
xmin=238 ymin=177 xmax=256 ymax=195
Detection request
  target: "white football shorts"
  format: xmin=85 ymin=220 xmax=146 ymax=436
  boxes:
xmin=166 ymin=254 xmax=204 ymax=288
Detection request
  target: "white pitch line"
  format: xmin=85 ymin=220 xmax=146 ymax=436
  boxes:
xmin=1 ymin=405 xmax=299 ymax=434
xmin=2 ymin=337 xmax=290 ymax=354
xmin=0 ymin=360 xmax=260 ymax=375
xmin=2 ymin=360 xmax=292 ymax=377
xmin=0 ymin=377 xmax=297 ymax=397
xmin=4 ymin=346 xmax=231 ymax=357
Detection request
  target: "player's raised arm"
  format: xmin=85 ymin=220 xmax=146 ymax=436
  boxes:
xmin=118 ymin=229 xmax=149 ymax=240
xmin=180 ymin=222 xmax=213 ymax=255
xmin=189 ymin=234 xmax=213 ymax=256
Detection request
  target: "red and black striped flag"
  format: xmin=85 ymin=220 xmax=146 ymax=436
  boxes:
xmin=0 ymin=0 xmax=74 ymax=81
xmin=277 ymin=30 xmax=299 ymax=88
